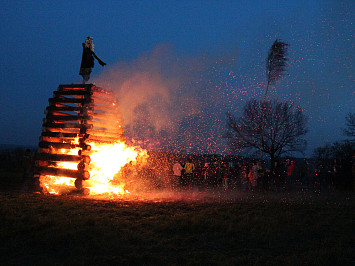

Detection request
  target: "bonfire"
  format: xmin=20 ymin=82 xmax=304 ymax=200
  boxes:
xmin=34 ymin=84 xmax=147 ymax=196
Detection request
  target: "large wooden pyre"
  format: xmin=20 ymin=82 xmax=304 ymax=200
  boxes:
xmin=34 ymin=84 xmax=124 ymax=190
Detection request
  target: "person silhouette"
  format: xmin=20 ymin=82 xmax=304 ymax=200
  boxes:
xmin=79 ymin=36 xmax=106 ymax=83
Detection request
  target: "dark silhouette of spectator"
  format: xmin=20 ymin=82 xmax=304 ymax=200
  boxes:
xmin=262 ymin=169 xmax=271 ymax=191
xmin=22 ymin=149 xmax=33 ymax=178
xmin=209 ymin=161 xmax=219 ymax=187
xmin=240 ymin=162 xmax=249 ymax=191
xmin=314 ymin=160 xmax=329 ymax=191
xmin=273 ymin=160 xmax=285 ymax=190
xmin=352 ymin=157 xmax=355 ymax=190
xmin=342 ymin=157 xmax=353 ymax=191
xmin=21 ymin=148 xmax=34 ymax=191
xmin=232 ymin=162 xmax=242 ymax=189
xmin=249 ymin=161 xmax=258 ymax=190
xmin=222 ymin=162 xmax=230 ymax=190
xmin=201 ymin=162 xmax=210 ymax=187
xmin=331 ymin=159 xmax=341 ymax=189
xmin=256 ymin=161 xmax=264 ymax=191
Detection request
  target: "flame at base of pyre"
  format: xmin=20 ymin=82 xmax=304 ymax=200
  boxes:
xmin=39 ymin=140 xmax=148 ymax=196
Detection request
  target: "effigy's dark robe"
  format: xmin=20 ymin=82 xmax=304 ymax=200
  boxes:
xmin=80 ymin=43 xmax=106 ymax=69
xmin=79 ymin=43 xmax=106 ymax=81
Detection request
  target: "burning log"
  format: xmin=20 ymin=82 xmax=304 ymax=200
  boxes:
xmin=87 ymin=128 xmax=123 ymax=135
xmin=57 ymin=84 xmax=93 ymax=90
xmin=36 ymin=153 xmax=90 ymax=163
xmin=53 ymin=90 xmax=93 ymax=96
xmin=92 ymin=113 xmax=122 ymax=120
xmin=36 ymin=166 xmax=90 ymax=180
xmin=91 ymin=96 xmax=118 ymax=105
xmin=89 ymin=121 xmax=122 ymax=131
xmin=46 ymin=105 xmax=93 ymax=112
xmin=49 ymin=97 xmax=93 ymax=105
xmin=39 ymin=136 xmax=77 ymax=144
xmin=42 ymin=122 xmax=93 ymax=129
xmin=45 ymin=114 xmax=92 ymax=122
xmin=41 ymin=132 xmax=80 ymax=138
xmin=87 ymin=135 xmax=124 ymax=143
xmin=38 ymin=141 xmax=91 ymax=150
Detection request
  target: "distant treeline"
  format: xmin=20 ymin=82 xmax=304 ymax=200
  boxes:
xmin=0 ymin=145 xmax=36 ymax=172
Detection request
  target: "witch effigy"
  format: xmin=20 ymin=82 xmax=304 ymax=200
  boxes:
xmin=79 ymin=36 xmax=106 ymax=83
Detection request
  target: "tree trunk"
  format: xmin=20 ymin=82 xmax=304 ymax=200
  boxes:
xmin=269 ymin=153 xmax=276 ymax=174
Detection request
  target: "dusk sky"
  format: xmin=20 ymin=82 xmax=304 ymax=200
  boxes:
xmin=0 ymin=0 xmax=354 ymax=157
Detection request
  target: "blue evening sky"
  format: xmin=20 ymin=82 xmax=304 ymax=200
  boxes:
xmin=0 ymin=0 xmax=354 ymax=156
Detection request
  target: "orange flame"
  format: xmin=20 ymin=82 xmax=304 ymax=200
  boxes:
xmin=84 ymin=141 xmax=147 ymax=195
xmin=39 ymin=140 xmax=148 ymax=196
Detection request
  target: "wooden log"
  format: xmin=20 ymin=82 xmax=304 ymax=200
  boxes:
xmin=58 ymin=84 xmax=93 ymax=91
xmin=46 ymin=105 xmax=93 ymax=112
xmin=45 ymin=114 xmax=92 ymax=121
xmin=92 ymin=96 xmax=117 ymax=104
xmin=39 ymin=135 xmax=89 ymax=144
xmin=36 ymin=160 xmax=91 ymax=172
xmin=86 ymin=130 xmax=124 ymax=139
xmin=41 ymin=132 xmax=79 ymax=138
xmin=38 ymin=141 xmax=76 ymax=150
xmin=44 ymin=111 xmax=77 ymax=117
xmin=92 ymin=112 xmax=122 ymax=120
xmin=92 ymin=91 xmax=116 ymax=102
xmin=35 ymin=166 xmax=90 ymax=180
xmin=91 ymin=118 xmax=121 ymax=126
xmin=91 ymin=101 xmax=119 ymax=108
xmin=42 ymin=128 xmax=81 ymax=135
xmin=35 ymin=153 xmax=90 ymax=163
xmin=92 ymin=86 xmax=113 ymax=94
xmin=39 ymin=136 xmax=77 ymax=144
xmin=87 ymin=127 xmax=124 ymax=135
xmin=87 ymin=127 xmax=122 ymax=134
xmin=91 ymin=118 xmax=122 ymax=125
xmin=42 ymin=122 xmax=93 ymax=129
xmin=39 ymin=141 xmax=91 ymax=151
xmin=54 ymin=90 xmax=93 ymax=96
xmin=49 ymin=97 xmax=93 ymax=104
xmin=92 ymin=108 xmax=119 ymax=116
xmin=87 ymin=135 xmax=124 ymax=143
xmin=92 ymin=103 xmax=118 ymax=111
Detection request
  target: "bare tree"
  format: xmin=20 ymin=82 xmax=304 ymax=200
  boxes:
xmin=313 ymin=143 xmax=333 ymax=161
xmin=226 ymin=99 xmax=308 ymax=171
xmin=344 ymin=112 xmax=355 ymax=139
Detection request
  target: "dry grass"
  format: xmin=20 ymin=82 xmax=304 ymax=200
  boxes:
xmin=0 ymin=188 xmax=354 ymax=265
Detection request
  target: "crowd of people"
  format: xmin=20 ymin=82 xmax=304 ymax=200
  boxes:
xmin=170 ymin=159 xmax=291 ymax=191
xmin=167 ymin=157 xmax=355 ymax=192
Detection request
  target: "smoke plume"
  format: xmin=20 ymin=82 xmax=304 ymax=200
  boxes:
xmin=94 ymin=44 xmax=238 ymax=154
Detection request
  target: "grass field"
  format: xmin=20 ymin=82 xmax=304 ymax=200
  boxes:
xmin=1 ymin=182 xmax=354 ymax=265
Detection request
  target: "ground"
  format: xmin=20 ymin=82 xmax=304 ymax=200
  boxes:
xmin=0 ymin=178 xmax=354 ymax=265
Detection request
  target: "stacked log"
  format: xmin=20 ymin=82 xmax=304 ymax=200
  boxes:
xmin=34 ymin=84 xmax=124 ymax=190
